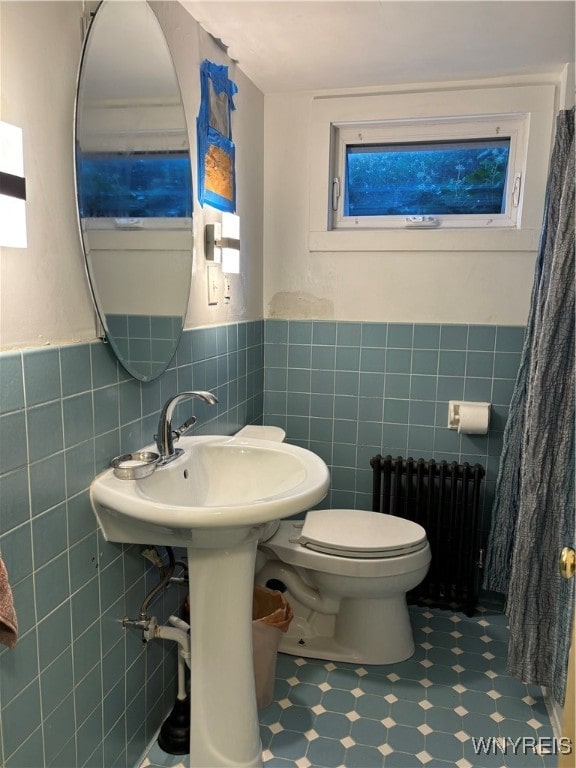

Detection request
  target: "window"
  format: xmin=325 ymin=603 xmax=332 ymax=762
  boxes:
xmin=345 ymin=138 xmax=510 ymax=217
xmin=332 ymin=115 xmax=526 ymax=230
xmin=308 ymin=84 xmax=556 ymax=251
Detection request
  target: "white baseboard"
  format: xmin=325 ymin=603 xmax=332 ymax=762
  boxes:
xmin=543 ymin=686 xmax=564 ymax=738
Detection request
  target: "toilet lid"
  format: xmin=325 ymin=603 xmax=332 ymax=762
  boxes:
xmin=299 ymin=509 xmax=427 ymax=559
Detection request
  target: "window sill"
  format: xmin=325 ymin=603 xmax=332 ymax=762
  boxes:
xmin=309 ymin=227 xmax=540 ymax=252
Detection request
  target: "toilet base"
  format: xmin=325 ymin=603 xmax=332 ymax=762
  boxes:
xmin=277 ymin=590 xmax=416 ymax=665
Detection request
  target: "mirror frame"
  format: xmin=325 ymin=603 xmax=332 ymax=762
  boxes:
xmin=74 ymin=0 xmax=193 ymax=381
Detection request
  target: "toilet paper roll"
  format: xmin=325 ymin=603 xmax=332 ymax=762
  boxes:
xmin=458 ymin=403 xmax=490 ymax=434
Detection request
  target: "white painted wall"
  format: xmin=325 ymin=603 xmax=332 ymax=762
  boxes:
xmin=262 ymin=71 xmax=572 ymax=325
xmin=152 ymin=1 xmax=264 ymax=329
xmin=0 ymin=1 xmax=94 ymax=349
xmin=0 ymin=1 xmax=571 ymax=348
xmin=0 ymin=1 xmax=263 ymax=351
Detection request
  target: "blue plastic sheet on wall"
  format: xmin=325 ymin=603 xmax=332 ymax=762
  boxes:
xmin=197 ymin=60 xmax=238 ymax=212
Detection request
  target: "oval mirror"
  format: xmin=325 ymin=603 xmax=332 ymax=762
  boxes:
xmin=75 ymin=0 xmax=193 ymax=381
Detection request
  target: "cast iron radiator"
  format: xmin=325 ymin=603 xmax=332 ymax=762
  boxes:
xmin=370 ymin=454 xmax=486 ymax=616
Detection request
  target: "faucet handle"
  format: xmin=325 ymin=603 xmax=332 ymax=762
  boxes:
xmin=173 ymin=416 xmax=197 ymax=439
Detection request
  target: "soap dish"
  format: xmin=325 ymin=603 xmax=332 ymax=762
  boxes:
xmin=111 ymin=451 xmax=160 ymax=480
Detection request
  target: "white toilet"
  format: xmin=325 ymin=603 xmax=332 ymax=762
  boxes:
xmin=255 ymin=509 xmax=431 ymax=665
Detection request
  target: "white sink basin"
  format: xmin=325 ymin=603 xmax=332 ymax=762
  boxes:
xmin=91 ymin=433 xmax=330 ymax=768
xmin=91 ymin=435 xmax=330 ymax=546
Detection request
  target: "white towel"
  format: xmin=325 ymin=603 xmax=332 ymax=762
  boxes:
xmin=0 ymin=556 xmax=18 ymax=648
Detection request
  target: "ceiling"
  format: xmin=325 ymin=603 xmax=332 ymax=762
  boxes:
xmin=181 ymin=1 xmax=575 ymax=93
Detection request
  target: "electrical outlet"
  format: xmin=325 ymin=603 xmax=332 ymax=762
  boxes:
xmin=207 ymin=264 xmax=219 ymax=305
xmin=223 ymin=276 xmax=231 ymax=301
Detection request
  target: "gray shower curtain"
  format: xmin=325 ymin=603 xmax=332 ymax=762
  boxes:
xmin=483 ymin=108 xmax=575 ymax=705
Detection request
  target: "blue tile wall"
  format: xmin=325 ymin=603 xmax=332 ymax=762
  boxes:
xmin=0 ymin=320 xmax=263 ymax=768
xmin=263 ymin=320 xmax=525 ymax=585
xmin=0 ymin=317 xmax=523 ymax=766
xmin=105 ymin=314 xmax=182 ymax=380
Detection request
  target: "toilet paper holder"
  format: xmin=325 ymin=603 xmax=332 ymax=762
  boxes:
xmin=448 ymin=401 xmax=491 ymax=432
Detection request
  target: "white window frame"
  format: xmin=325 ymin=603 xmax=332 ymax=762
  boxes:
xmin=308 ymin=84 xmax=556 ymax=252
xmin=332 ymin=115 xmax=526 ymax=230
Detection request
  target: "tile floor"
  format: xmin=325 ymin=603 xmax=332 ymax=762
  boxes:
xmin=140 ymin=606 xmax=558 ymax=768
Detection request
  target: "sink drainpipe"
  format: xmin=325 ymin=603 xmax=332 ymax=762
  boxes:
xmin=122 ymin=546 xmax=192 ymax=755
xmin=143 ymin=615 xmax=192 ymax=754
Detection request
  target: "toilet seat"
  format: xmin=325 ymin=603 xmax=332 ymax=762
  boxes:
xmin=299 ymin=509 xmax=427 ymax=559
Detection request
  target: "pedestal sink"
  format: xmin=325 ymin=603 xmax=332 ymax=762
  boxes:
xmin=90 ymin=435 xmax=330 ymax=767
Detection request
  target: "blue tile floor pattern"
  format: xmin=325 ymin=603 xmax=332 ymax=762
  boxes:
xmin=140 ymin=606 xmax=557 ymax=768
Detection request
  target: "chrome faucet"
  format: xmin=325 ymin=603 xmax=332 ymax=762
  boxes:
xmin=155 ymin=391 xmax=218 ymax=464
